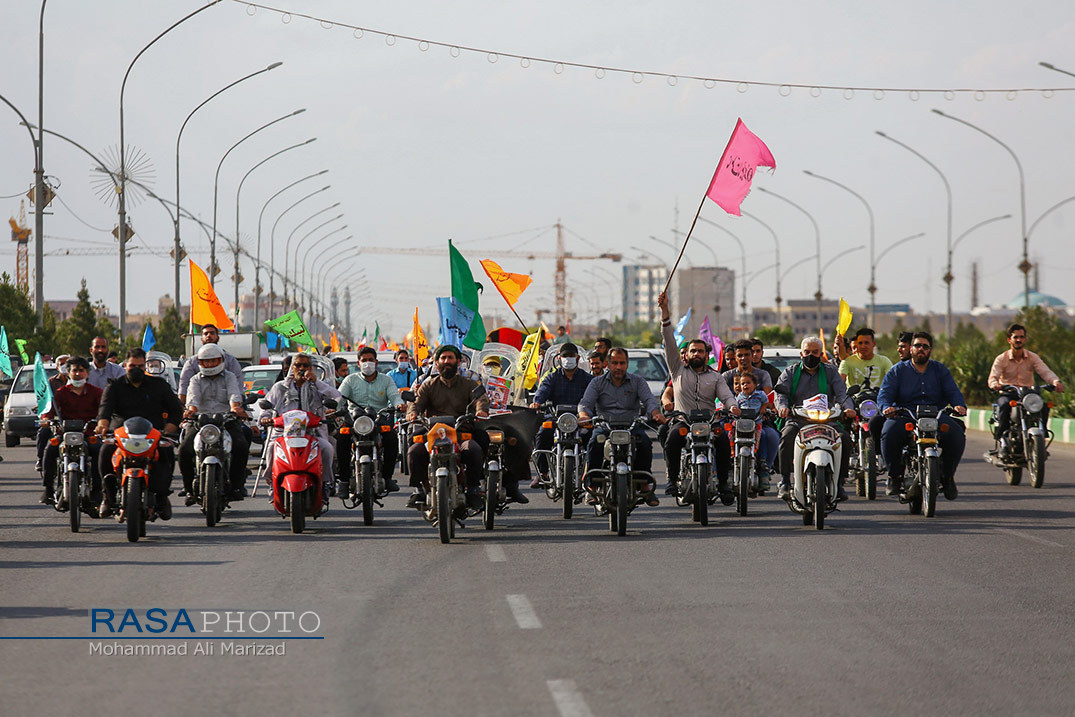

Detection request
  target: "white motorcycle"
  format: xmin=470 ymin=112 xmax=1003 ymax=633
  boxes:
xmin=785 ymin=402 xmax=843 ymax=530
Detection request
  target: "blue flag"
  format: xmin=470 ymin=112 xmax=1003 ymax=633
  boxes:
xmin=673 ymin=307 xmax=692 ymax=346
xmin=33 ymin=352 xmax=54 ymax=416
xmin=141 ymin=323 xmax=156 ymax=352
xmin=436 ymin=297 xmax=476 ymax=348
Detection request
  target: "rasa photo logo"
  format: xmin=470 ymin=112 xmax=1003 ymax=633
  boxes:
xmin=86 ymin=608 xmax=324 ymax=657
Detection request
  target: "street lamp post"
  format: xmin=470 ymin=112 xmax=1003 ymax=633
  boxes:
xmin=34 ymin=0 xmax=47 ymax=322
xmin=931 ymin=109 xmax=1029 ymax=310
xmin=119 ymin=0 xmax=222 ymax=339
xmin=300 ymin=232 xmax=352 ymax=310
xmin=174 ymin=63 xmax=282 ymax=305
xmin=285 ymin=215 xmax=344 ymax=310
xmin=870 ymin=233 xmax=927 ymax=311
xmin=875 ymin=131 xmax=954 ymax=337
xmin=268 ymin=190 xmax=334 ymax=316
xmin=210 ymin=108 xmax=306 ymax=286
xmin=741 ymin=210 xmax=782 ymax=326
xmin=802 ymin=170 xmax=877 ymax=328
xmin=756 ymin=187 xmax=823 ymax=330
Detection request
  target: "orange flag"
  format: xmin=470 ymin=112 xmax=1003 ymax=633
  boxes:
xmin=330 ymin=331 xmax=340 ymax=353
xmin=480 ymin=259 xmax=532 ymax=307
xmin=189 ymin=260 xmax=235 ymax=331
xmin=412 ymin=307 xmax=429 ymax=363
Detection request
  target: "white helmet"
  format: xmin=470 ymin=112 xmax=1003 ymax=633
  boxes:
xmin=197 ymin=343 xmax=225 ymax=376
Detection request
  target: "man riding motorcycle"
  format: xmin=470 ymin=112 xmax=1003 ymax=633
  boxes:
xmin=179 ymin=343 xmax=251 ymax=504
xmin=405 ymin=344 xmax=515 ymax=510
xmin=878 ymin=331 xmax=968 ymax=498
xmin=260 ymin=353 xmax=343 ymax=503
xmin=178 ymin=323 xmax=243 ymax=402
xmin=39 ymin=357 xmax=102 ymax=506
xmin=773 ymin=336 xmax=855 ymax=501
xmin=529 ymin=342 xmax=592 ymax=488
xmin=95 ymin=348 xmax=184 ymax=519
xmin=986 ymin=323 xmax=1063 ymax=459
xmin=658 ymin=291 xmax=738 ymax=499
xmin=578 ymin=346 xmax=667 ymax=507
xmin=337 ymin=346 xmax=402 ymax=494
xmin=896 ymin=332 xmax=913 ymax=363
xmin=387 ymin=348 xmax=418 ymax=394
xmin=838 ymin=327 xmax=893 ymax=462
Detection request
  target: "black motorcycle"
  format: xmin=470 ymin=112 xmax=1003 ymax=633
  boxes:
xmin=478 ymin=407 xmax=541 ymax=530
xmin=987 ymin=384 xmax=1056 ymax=488
xmin=337 ymin=404 xmax=396 ymax=525
xmin=43 ymin=418 xmax=96 ymax=532
xmin=892 ymin=405 xmax=959 ymax=517
xmin=847 ymin=379 xmax=882 ymax=500
xmin=583 ymin=416 xmax=658 ymax=537
xmin=532 ymin=403 xmax=586 ymax=519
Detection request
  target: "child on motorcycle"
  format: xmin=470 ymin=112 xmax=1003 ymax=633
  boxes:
xmin=734 ymin=370 xmax=778 ymax=487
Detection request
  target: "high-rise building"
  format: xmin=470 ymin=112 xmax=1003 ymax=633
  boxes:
xmin=622 ymin=264 xmax=668 ymax=323
xmin=675 ymin=266 xmax=735 ymax=338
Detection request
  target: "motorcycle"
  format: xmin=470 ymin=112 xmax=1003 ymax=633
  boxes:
xmin=107 ymin=417 xmax=176 ymax=543
xmin=784 ymin=404 xmax=843 ymax=530
xmin=582 ymin=416 xmax=658 ymax=537
xmin=408 ymin=413 xmax=471 ymax=544
xmin=532 ymin=403 xmax=587 ymax=519
xmin=43 ymin=418 xmax=98 ymax=532
xmin=847 ymin=379 xmax=882 ymax=499
xmin=258 ymin=398 xmax=338 ymax=534
xmin=183 ymin=412 xmax=243 ymax=527
xmin=667 ymin=409 xmax=722 ymax=526
xmin=892 ymin=405 xmax=959 ymax=517
xmin=728 ymin=408 xmax=767 ymax=517
xmin=479 ymin=407 xmax=541 ymax=530
xmin=985 ymin=384 xmax=1055 ymax=488
xmin=337 ymin=404 xmax=396 ymax=525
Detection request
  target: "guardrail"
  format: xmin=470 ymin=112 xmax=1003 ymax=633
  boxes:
xmin=966 ymin=408 xmax=1075 ymax=444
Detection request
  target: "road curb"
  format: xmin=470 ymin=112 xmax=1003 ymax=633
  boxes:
xmin=966 ymin=408 xmax=1074 ymax=443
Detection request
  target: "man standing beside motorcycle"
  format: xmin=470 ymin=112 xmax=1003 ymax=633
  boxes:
xmin=261 ymin=354 xmax=343 ymax=503
xmin=528 ymin=342 xmax=592 ymax=488
xmin=578 ymin=346 xmax=666 ymax=506
xmin=878 ymin=331 xmax=967 ymax=498
xmin=406 ymin=345 xmax=505 ymax=510
xmin=986 ymin=323 xmax=1063 ymax=459
xmin=657 ymin=291 xmax=739 ymax=500
xmin=95 ymin=349 xmax=184 ymax=519
xmin=337 ymin=346 xmax=402 ymax=494
xmin=39 ymin=357 xmax=102 ymax=506
xmin=178 ymin=344 xmax=250 ymax=505
xmin=773 ymin=336 xmax=855 ymax=501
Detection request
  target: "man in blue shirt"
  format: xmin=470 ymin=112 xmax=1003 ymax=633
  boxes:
xmin=878 ymin=331 xmax=968 ymax=499
xmin=386 ymin=348 xmax=417 ymax=394
xmin=528 ymin=342 xmax=592 ymax=488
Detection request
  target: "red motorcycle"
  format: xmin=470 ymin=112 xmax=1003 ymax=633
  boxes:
xmin=108 ymin=417 xmax=175 ymax=543
xmin=261 ymin=405 xmax=332 ymax=533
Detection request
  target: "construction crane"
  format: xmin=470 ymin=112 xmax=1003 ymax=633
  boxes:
xmin=8 ymin=201 xmax=31 ymax=292
xmin=354 ymin=222 xmax=621 ymax=325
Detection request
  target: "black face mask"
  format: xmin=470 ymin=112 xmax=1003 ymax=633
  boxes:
xmin=801 ymin=354 xmax=821 ymax=370
xmin=440 ymin=364 xmax=458 ymax=379
xmin=127 ymin=367 xmax=146 ymax=382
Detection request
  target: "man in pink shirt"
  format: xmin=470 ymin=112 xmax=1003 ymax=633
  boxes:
xmin=987 ymin=323 xmax=1064 ymax=455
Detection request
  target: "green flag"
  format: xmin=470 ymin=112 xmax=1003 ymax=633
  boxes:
xmin=15 ymin=338 xmax=29 ymax=363
xmin=263 ymin=311 xmax=316 ymax=347
xmin=374 ymin=322 xmax=380 ymax=342
xmin=33 ymin=352 xmax=54 ymax=416
xmin=449 ymin=240 xmax=486 ymax=350
xmin=0 ymin=326 xmax=11 ymax=379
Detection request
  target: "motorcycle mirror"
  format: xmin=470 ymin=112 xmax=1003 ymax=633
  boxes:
xmin=848 ymin=384 xmax=860 ymax=395
xmin=257 ymin=399 xmax=273 ymax=410
xmin=243 ymin=392 xmax=259 ymax=405
xmin=400 ymin=390 xmax=416 ymax=403
xmin=471 ymin=385 xmax=487 ymax=399
xmin=323 ymin=398 xmax=338 ymax=409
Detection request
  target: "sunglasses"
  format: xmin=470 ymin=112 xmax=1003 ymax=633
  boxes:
xmin=911 ymin=343 xmax=931 ymax=349
xmin=294 ymin=363 xmax=312 ymax=369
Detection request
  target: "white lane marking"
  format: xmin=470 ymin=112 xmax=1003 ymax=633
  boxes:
xmin=547 ymin=679 xmax=594 ymax=717
xmin=505 ymin=594 xmax=542 ymax=629
xmin=485 ymin=544 xmax=506 ymax=562
xmin=996 ymin=528 xmax=1065 ymax=549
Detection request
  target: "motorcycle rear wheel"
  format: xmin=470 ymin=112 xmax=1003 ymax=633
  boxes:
xmin=924 ymin=455 xmax=940 ymax=518
xmin=66 ymin=469 xmax=81 ymax=533
xmin=289 ymin=491 xmax=305 ymax=534
xmin=437 ymin=472 xmax=451 ymax=544
xmin=361 ymin=462 xmax=375 ymax=526
xmin=615 ymin=473 xmax=629 ymax=537
xmin=1029 ymin=433 xmax=1046 ymax=489
xmin=561 ymin=455 xmax=574 ymax=520
xmin=126 ymin=478 xmax=142 ymax=543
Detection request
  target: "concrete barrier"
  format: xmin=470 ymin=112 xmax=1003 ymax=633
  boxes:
xmin=965 ymin=408 xmax=1075 ymax=443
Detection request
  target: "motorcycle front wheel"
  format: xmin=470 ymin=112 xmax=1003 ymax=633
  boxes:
xmin=924 ymin=455 xmax=940 ymax=518
xmin=66 ymin=468 xmax=82 ymax=533
xmin=615 ymin=472 xmax=629 ymax=537
xmin=361 ymin=462 xmax=375 ymax=526
xmin=736 ymin=454 xmax=750 ymax=517
xmin=289 ymin=491 xmax=305 ymax=534
xmin=437 ymin=472 xmax=451 ymax=544
xmin=1029 ymin=433 xmax=1046 ymax=489
xmin=561 ymin=454 xmax=575 ymax=520
xmin=126 ymin=478 xmax=143 ymax=543
xmin=696 ymin=464 xmax=710 ymax=527
xmin=813 ymin=467 xmax=827 ymax=530
xmin=865 ymin=441 xmax=877 ymax=500
xmin=204 ymin=464 xmax=219 ymax=528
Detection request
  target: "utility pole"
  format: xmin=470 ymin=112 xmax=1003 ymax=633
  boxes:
xmin=554 ymin=220 xmax=566 ymax=327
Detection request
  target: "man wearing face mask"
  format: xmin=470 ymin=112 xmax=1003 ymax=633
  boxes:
xmin=529 ymin=342 xmax=592 ymax=488
xmin=332 ymin=357 xmax=350 ymax=386
xmin=337 ymin=346 xmax=402 ymax=495
xmin=88 ymin=337 xmax=125 ymax=390
xmin=406 ymin=344 xmax=505 ymax=510
xmin=96 ymin=348 xmax=184 ymax=519
xmin=39 ymin=357 xmax=103 ymax=507
xmin=178 ymin=343 xmax=251 ymax=504
xmin=387 ymin=349 xmax=417 ymax=394
xmin=773 ymin=336 xmax=855 ymax=501
xmin=178 ymin=324 xmax=243 ymax=402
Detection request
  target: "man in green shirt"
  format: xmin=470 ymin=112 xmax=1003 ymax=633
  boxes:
xmin=337 ymin=346 xmax=403 ymax=494
xmin=838 ymin=327 xmax=892 ymax=468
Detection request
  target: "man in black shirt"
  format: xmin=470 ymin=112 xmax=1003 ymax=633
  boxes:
xmin=95 ymin=348 xmax=184 ymax=519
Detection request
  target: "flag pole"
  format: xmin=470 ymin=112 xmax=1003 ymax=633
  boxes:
xmin=507 ymin=305 xmax=530 ymax=335
xmin=664 ymin=190 xmax=709 ymax=293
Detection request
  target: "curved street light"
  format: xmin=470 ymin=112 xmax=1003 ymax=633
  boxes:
xmin=756 ymin=187 xmax=823 ymax=329
xmin=741 ymin=210 xmax=782 ymax=324
xmin=268 ymin=188 xmax=333 ymax=313
xmin=697 ymin=217 xmax=749 ymax=331
xmin=300 ymin=232 xmax=353 ymax=311
xmin=285 ymin=215 xmax=344 ymax=309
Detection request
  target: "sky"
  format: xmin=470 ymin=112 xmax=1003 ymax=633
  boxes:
xmin=2 ymin=0 xmax=1074 ymax=339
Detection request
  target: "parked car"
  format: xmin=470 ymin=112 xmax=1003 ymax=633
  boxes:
xmin=3 ymin=363 xmax=58 ymax=447
xmin=762 ymin=346 xmax=801 ymax=375
xmin=626 ymin=348 xmax=671 ymax=398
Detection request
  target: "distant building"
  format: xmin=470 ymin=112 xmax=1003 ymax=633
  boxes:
xmin=622 ymin=264 xmax=668 ymax=323
xmin=674 ymin=266 xmax=735 ymax=338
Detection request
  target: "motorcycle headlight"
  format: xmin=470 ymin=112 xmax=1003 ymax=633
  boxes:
xmin=119 ymin=435 xmax=153 ymax=454
xmin=556 ymin=413 xmax=579 ymax=433
xmin=487 ymin=430 xmax=504 ymax=444
xmin=1022 ymin=393 xmax=1044 ymax=414
xmin=917 ymin=418 xmax=938 ymax=433
xmin=198 ymin=424 xmax=222 ymax=444
xmin=354 ymin=416 xmax=375 ymax=435
xmin=63 ymin=432 xmax=85 ymax=447
xmin=858 ymin=400 xmax=879 ymax=420
xmin=691 ymin=422 xmax=711 ymax=437
xmin=609 ymin=430 xmax=631 ymax=445
xmin=735 ymin=419 xmax=756 ymax=434
xmin=806 ymin=408 xmax=831 ymax=421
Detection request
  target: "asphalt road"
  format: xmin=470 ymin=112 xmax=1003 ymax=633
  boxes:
xmin=1 ymin=430 xmax=1073 ymax=716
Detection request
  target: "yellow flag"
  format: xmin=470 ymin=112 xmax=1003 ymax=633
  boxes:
xmin=189 ymin=260 xmax=235 ymax=331
xmin=412 ymin=307 xmax=429 ymax=364
xmin=517 ymin=331 xmax=541 ymax=390
xmin=479 ymin=259 xmax=532 ymax=307
xmin=836 ymin=297 xmax=853 ymax=336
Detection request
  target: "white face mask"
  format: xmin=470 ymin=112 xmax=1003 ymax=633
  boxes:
xmin=69 ymin=378 xmax=87 ymax=388
xmin=562 ymin=356 xmax=578 ymax=371
xmin=360 ymin=361 xmax=377 ymax=376
xmin=397 ymin=361 xmax=410 ymax=371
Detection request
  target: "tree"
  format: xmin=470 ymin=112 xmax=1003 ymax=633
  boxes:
xmin=55 ymin=279 xmax=97 ymax=355
xmin=155 ymin=305 xmax=186 ymax=357
xmin=0 ymin=272 xmax=38 ymax=344
xmin=753 ymin=324 xmax=794 ymax=346
xmin=93 ymin=310 xmax=120 ymax=350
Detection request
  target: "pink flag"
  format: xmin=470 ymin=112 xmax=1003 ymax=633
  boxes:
xmin=705 ymin=118 xmax=776 ymax=216
xmin=699 ymin=315 xmax=723 ymax=367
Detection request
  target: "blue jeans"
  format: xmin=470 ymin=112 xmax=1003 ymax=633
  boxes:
xmin=759 ymin=425 xmax=779 ymax=466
